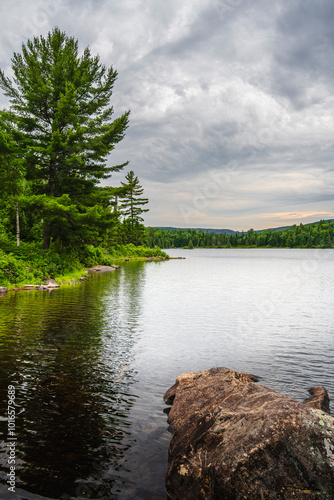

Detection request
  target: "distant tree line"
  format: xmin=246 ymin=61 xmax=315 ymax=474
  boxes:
xmin=146 ymin=220 xmax=334 ymax=249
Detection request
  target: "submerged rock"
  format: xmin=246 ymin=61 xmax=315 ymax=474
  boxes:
xmin=164 ymin=367 xmax=334 ymax=499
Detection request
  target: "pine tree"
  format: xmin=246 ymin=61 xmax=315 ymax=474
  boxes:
xmin=119 ymin=171 xmax=149 ymax=245
xmin=120 ymin=171 xmax=149 ymax=225
xmin=0 ymin=28 xmax=130 ymax=249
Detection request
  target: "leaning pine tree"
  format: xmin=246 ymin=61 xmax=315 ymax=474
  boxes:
xmin=0 ymin=27 xmax=130 ymax=249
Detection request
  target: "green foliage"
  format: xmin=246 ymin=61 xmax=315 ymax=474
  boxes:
xmin=0 ymin=29 xmax=165 ymax=287
xmin=0 ymin=249 xmax=30 ymax=286
xmin=0 ymin=28 xmax=130 ymax=250
xmin=118 ymin=170 xmax=149 ymax=245
xmin=80 ymin=245 xmax=114 ymax=267
xmin=0 ymin=238 xmax=168 ymax=287
xmin=0 ymin=111 xmax=27 ymax=245
xmin=119 ymin=170 xmax=149 ymax=223
xmin=0 ymin=239 xmax=80 ymax=284
xmin=0 ymin=28 xmax=130 ymax=198
xmin=146 ymin=220 xmax=334 ymax=249
xmin=112 ymin=244 xmax=168 ymax=258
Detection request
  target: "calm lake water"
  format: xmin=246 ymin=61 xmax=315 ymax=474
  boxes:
xmin=0 ymin=248 xmax=334 ymax=499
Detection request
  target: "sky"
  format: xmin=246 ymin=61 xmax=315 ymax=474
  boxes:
xmin=1 ymin=0 xmax=334 ymax=231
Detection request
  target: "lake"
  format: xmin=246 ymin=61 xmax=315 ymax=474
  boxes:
xmin=0 ymin=248 xmax=334 ymax=499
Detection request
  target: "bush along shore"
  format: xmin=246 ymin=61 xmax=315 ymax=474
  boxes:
xmin=0 ymin=241 xmax=169 ymax=293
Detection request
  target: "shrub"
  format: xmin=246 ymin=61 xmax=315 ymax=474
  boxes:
xmin=0 ymin=250 xmax=30 ymax=286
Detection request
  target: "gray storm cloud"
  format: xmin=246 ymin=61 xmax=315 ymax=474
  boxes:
xmin=1 ymin=0 xmax=333 ymax=229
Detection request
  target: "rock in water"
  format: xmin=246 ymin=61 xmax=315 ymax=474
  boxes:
xmin=163 ymin=367 xmax=334 ymax=499
xmin=43 ymin=278 xmax=59 ymax=287
xmin=88 ymin=265 xmax=117 ymax=272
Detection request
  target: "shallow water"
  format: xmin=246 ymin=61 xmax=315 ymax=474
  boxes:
xmin=0 ymin=248 xmax=333 ymax=498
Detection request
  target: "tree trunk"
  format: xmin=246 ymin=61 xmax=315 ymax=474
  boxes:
xmin=15 ymin=199 xmax=20 ymax=247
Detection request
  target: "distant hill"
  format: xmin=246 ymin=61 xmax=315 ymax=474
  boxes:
xmin=257 ymin=219 xmax=334 ymax=233
xmin=148 ymin=220 xmax=334 ymax=249
xmin=256 ymin=225 xmax=292 ymax=233
xmin=154 ymin=219 xmax=334 ymax=235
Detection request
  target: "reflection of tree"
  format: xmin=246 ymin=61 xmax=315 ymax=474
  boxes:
xmin=20 ymin=368 xmax=106 ymax=497
xmin=0 ymin=263 xmax=147 ymax=498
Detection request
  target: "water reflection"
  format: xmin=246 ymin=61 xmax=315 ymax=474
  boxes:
xmin=2 ymin=250 xmax=331 ymax=499
xmin=0 ymin=263 xmax=147 ymax=499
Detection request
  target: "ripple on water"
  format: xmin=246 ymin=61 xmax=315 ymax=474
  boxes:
xmin=1 ymin=250 xmax=334 ymax=497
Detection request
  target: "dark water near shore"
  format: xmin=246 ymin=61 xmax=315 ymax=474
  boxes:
xmin=0 ymin=248 xmax=334 ymax=499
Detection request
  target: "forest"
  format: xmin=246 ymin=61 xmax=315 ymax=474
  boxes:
xmin=146 ymin=220 xmax=334 ymax=249
xmin=0 ymin=29 xmax=167 ymax=287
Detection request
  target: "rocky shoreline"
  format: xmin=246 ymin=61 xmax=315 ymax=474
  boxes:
xmin=0 ymin=255 xmax=175 ymax=296
xmin=0 ymin=265 xmax=121 ymax=295
xmin=0 ymin=256 xmax=174 ymax=295
xmin=164 ymin=367 xmax=334 ymax=499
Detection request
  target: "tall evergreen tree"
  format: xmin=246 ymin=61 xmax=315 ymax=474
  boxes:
xmin=119 ymin=170 xmax=149 ymax=245
xmin=120 ymin=170 xmax=149 ymax=225
xmin=0 ymin=27 xmax=130 ymax=249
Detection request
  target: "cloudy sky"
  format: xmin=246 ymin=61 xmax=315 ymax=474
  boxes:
xmin=1 ymin=0 xmax=334 ymax=230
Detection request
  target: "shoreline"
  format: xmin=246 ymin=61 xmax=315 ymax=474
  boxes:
xmin=0 ymin=255 xmax=170 ymax=295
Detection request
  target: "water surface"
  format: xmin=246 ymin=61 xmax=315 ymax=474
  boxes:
xmin=0 ymin=249 xmax=333 ymax=498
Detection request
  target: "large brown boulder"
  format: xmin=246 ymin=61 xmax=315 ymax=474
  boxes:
xmin=164 ymin=367 xmax=334 ymax=499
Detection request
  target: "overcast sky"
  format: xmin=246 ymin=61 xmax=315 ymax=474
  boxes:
xmin=1 ymin=0 xmax=334 ymax=230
